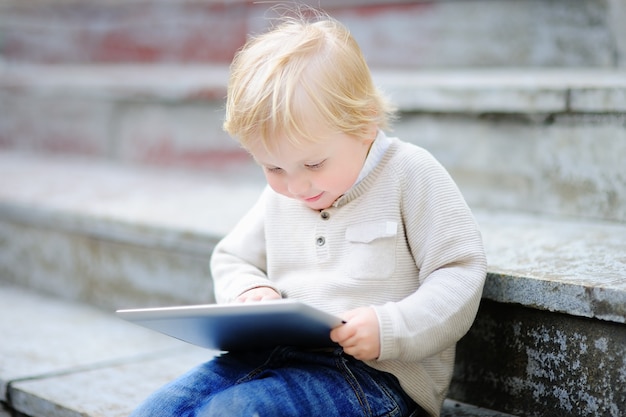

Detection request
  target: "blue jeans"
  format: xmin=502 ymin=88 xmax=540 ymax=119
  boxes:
xmin=130 ymin=346 xmax=425 ymax=417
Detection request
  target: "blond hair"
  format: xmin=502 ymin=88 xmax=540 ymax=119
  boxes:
xmin=223 ymin=9 xmax=395 ymax=151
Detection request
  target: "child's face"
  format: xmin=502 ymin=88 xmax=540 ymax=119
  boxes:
xmin=249 ymin=129 xmax=375 ymax=210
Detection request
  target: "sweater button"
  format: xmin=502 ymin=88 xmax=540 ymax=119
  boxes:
xmin=316 ymin=236 xmax=326 ymax=246
xmin=320 ymin=211 xmax=330 ymax=220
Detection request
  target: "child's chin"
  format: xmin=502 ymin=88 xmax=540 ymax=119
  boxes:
xmin=306 ymin=200 xmax=333 ymax=211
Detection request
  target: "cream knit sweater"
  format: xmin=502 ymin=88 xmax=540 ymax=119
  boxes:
xmin=211 ymin=136 xmax=487 ymax=417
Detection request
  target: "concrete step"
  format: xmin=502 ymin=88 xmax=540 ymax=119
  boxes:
xmin=0 ymin=151 xmax=624 ymax=321
xmin=0 ymin=151 xmax=624 ymax=416
xmin=452 ymin=300 xmax=626 ymax=417
xmin=0 ymin=282 xmax=222 ymax=417
xmin=2 ymin=65 xmax=625 ymax=222
xmin=0 ymin=0 xmax=623 ymax=68
xmin=0 ymin=151 xmax=264 ymax=310
xmin=0 ymin=283 xmax=518 ymax=417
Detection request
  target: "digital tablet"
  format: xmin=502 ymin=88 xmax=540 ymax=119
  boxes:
xmin=116 ymin=299 xmax=344 ymax=351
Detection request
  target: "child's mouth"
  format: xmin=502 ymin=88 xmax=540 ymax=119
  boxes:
xmin=304 ymin=193 xmax=323 ymax=203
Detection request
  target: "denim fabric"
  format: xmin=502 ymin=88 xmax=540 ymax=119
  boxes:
xmin=130 ymin=347 xmax=425 ymax=417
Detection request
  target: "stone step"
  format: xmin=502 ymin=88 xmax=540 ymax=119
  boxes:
xmin=0 ymin=282 xmax=225 ymax=417
xmin=451 ymin=300 xmax=626 ymax=417
xmin=0 ymin=151 xmax=264 ymax=310
xmin=0 ymin=0 xmax=623 ymax=69
xmin=0 ymin=151 xmax=624 ymax=322
xmin=2 ymin=65 xmax=626 ymax=222
xmin=0 ymin=151 xmax=624 ymax=416
xmin=0 ymin=283 xmax=518 ymax=417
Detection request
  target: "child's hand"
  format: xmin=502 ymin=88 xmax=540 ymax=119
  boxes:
xmin=330 ymin=307 xmax=380 ymax=361
xmin=236 ymin=287 xmax=282 ymax=302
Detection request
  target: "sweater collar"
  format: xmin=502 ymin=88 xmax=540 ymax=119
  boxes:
xmin=332 ymin=131 xmax=394 ymax=208
xmin=354 ymin=130 xmax=392 ymax=186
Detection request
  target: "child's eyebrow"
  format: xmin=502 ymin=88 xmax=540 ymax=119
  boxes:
xmin=254 ymin=159 xmax=276 ymax=168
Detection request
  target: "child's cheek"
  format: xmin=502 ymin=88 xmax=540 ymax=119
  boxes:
xmin=265 ymin=175 xmax=291 ymax=198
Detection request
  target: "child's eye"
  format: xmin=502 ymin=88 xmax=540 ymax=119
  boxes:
xmin=265 ymin=166 xmax=283 ymax=174
xmin=305 ymin=160 xmax=326 ymax=170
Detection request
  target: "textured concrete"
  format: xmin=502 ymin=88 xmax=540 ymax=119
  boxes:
xmin=0 ymin=283 xmax=216 ymax=416
xmin=378 ymin=69 xmax=626 ymax=113
xmin=0 ymin=152 xmax=623 ymax=324
xmin=0 ymin=151 xmax=263 ymax=309
xmin=2 ymin=66 xmax=624 ymax=112
xmin=0 ymin=219 xmax=216 ymax=309
xmin=441 ymin=400 xmax=517 ymax=417
xmin=0 ymin=65 xmax=236 ymax=167
xmin=451 ymin=300 xmax=626 ymax=417
xmin=476 ymin=211 xmax=626 ymax=323
xmin=10 ymin=349 xmax=214 ymax=417
xmin=395 ymin=112 xmax=626 ymax=223
xmin=2 ymin=66 xmax=625 ymax=221
xmin=0 ymin=0 xmax=620 ymax=68
xmin=608 ymin=0 xmax=626 ymax=67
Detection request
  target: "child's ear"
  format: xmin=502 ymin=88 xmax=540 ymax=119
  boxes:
xmin=363 ymin=122 xmax=378 ymax=143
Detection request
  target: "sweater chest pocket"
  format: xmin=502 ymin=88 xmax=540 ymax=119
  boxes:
xmin=344 ymin=221 xmax=398 ymax=279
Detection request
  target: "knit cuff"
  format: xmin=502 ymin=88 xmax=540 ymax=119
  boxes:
xmin=373 ymin=303 xmax=399 ymax=361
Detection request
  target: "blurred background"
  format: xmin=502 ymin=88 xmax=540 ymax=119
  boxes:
xmin=1 ymin=0 xmax=624 ymax=175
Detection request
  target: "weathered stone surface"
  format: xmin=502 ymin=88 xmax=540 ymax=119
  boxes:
xmin=0 ymin=152 xmax=623 ymax=321
xmin=0 ymin=152 xmax=264 ymax=310
xmin=0 ymin=0 xmax=619 ymax=68
xmin=0 ymin=283 xmax=217 ymax=417
xmin=2 ymin=66 xmax=625 ymax=221
xmin=397 ymin=112 xmax=626 ymax=223
xmin=0 ymin=219 xmax=216 ymax=309
xmin=451 ymin=300 xmax=626 ymax=417
xmin=442 ymin=400 xmax=517 ymax=417
xmin=0 ymin=283 xmax=211 ymax=402
xmin=0 ymin=65 xmax=240 ymax=168
xmin=378 ymin=69 xmax=626 ymax=113
xmin=10 ymin=348 xmax=214 ymax=417
xmin=477 ymin=211 xmax=626 ymax=323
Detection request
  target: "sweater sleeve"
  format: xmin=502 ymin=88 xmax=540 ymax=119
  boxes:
xmin=375 ymin=148 xmax=487 ymax=362
xmin=210 ymin=186 xmax=281 ymax=303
